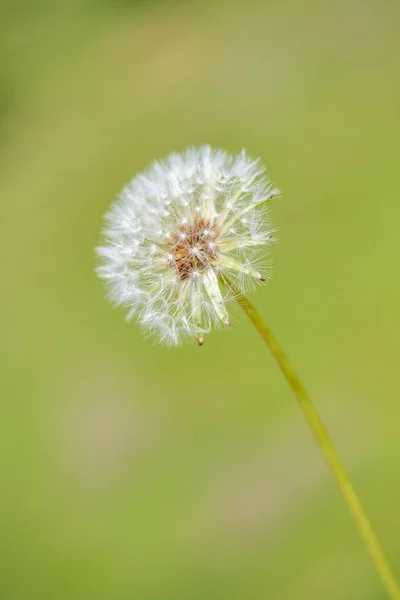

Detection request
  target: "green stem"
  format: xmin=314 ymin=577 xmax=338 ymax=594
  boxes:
xmin=234 ymin=288 xmax=400 ymax=600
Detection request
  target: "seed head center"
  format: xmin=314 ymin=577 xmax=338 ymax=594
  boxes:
xmin=169 ymin=218 xmax=219 ymax=280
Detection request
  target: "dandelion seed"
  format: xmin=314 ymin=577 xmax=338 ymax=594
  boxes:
xmin=96 ymin=145 xmax=279 ymax=346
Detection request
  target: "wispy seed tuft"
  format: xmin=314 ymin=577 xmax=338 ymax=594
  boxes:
xmin=96 ymin=145 xmax=279 ymax=346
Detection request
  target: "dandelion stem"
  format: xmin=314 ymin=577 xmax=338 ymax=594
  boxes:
xmin=234 ymin=287 xmax=400 ymax=600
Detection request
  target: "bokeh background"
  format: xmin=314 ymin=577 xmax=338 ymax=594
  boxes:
xmin=1 ymin=0 xmax=400 ymax=598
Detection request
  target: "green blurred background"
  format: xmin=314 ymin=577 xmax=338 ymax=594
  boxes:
xmin=1 ymin=0 xmax=400 ymax=598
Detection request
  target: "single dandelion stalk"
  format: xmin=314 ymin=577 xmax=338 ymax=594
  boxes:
xmin=96 ymin=145 xmax=399 ymax=598
xmin=231 ymin=284 xmax=400 ymax=600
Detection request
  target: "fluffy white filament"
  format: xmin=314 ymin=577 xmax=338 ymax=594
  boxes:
xmin=96 ymin=146 xmax=279 ymax=346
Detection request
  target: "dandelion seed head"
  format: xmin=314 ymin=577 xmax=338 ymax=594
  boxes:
xmin=96 ymin=145 xmax=279 ymax=346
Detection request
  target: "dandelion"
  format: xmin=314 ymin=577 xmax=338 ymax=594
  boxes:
xmin=95 ymin=145 xmax=400 ymax=599
xmin=96 ymin=145 xmax=278 ymax=346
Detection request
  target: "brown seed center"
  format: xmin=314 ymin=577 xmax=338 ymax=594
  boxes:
xmin=169 ymin=218 xmax=219 ymax=280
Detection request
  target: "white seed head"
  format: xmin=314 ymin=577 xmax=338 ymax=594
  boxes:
xmin=96 ymin=146 xmax=279 ymax=346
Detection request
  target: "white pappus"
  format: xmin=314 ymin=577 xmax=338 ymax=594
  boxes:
xmin=96 ymin=146 xmax=279 ymax=346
